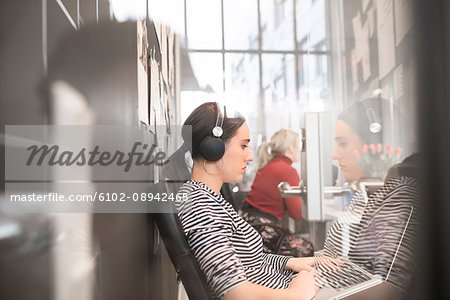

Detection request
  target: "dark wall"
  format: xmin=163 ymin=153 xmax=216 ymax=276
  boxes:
xmin=414 ymin=0 xmax=450 ymax=299
xmin=0 ymin=2 xmax=179 ymax=300
xmin=0 ymin=0 xmax=46 ymax=126
xmin=1 ymin=1 xmax=51 ymax=299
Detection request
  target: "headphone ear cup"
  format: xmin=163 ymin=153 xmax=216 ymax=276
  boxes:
xmin=199 ymin=137 xmax=225 ymax=161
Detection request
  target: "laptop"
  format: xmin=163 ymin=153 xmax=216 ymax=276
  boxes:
xmin=314 ymin=205 xmax=414 ymax=300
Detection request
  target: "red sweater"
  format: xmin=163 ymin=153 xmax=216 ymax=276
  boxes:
xmin=245 ymin=155 xmax=302 ymax=221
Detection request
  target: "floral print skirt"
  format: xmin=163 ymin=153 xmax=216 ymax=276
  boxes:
xmin=239 ymin=203 xmax=314 ymax=257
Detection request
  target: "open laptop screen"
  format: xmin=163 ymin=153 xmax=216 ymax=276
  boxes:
xmin=314 ymin=199 xmax=415 ymax=299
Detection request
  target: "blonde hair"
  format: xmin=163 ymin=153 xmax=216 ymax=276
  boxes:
xmin=254 ymin=129 xmax=299 ymax=172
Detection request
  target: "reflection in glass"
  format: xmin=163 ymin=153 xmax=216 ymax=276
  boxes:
xmin=186 ymin=0 xmax=222 ymax=49
xmin=260 ymin=0 xmax=294 ymax=50
xmin=223 ymin=0 xmax=258 ymax=50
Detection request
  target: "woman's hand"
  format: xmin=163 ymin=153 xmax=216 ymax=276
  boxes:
xmin=225 ymin=272 xmax=317 ymax=300
xmin=286 ymin=257 xmax=315 ymax=272
xmin=288 ymin=269 xmax=316 ymax=300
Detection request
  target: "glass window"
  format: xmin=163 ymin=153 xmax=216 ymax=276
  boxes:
xmin=224 ymin=53 xmax=259 ymax=115
xmin=262 ymin=54 xmax=296 ymax=101
xmin=260 ymin=0 xmax=295 ymax=50
xmin=298 ymin=54 xmax=328 ymax=111
xmin=110 ymin=0 xmax=146 ymax=22
xmin=296 ymin=0 xmax=327 ymax=51
xmin=148 ymin=0 xmax=185 ymax=35
xmin=259 ymin=54 xmax=298 ymax=134
xmin=223 ymin=0 xmax=258 ymax=50
xmin=188 ymin=52 xmax=223 ymax=93
xmin=186 ymin=0 xmax=222 ymax=49
xmin=180 ymin=91 xmax=219 ymax=122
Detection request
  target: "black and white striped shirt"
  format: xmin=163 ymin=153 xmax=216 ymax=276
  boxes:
xmin=176 ymin=180 xmax=294 ymax=299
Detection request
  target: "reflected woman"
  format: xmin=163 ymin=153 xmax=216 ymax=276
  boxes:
xmin=332 ymin=97 xmax=392 ymax=182
xmin=317 ymin=98 xmax=420 ymax=297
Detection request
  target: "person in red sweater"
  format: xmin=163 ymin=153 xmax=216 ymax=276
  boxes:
xmin=239 ymin=129 xmax=314 ymax=257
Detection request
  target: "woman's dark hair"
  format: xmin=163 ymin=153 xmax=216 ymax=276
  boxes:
xmin=182 ymin=102 xmax=246 ymax=160
xmin=338 ymin=98 xmax=391 ymax=144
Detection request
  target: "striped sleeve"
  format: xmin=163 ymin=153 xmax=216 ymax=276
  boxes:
xmin=185 ymin=207 xmax=248 ymax=298
xmin=262 ymin=253 xmax=293 ymax=274
xmin=370 ymin=182 xmax=419 ymax=293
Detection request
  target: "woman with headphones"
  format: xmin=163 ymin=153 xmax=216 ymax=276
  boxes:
xmin=175 ymin=102 xmax=316 ymax=300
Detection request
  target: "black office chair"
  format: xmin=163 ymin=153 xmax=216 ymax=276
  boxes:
xmin=154 ymin=212 xmax=212 ymax=300
xmin=151 ymin=181 xmax=212 ymax=300
xmin=384 ymin=153 xmax=421 ymax=183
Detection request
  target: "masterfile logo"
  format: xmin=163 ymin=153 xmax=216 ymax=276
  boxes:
xmin=26 ymin=142 xmax=169 ymax=172
xmin=4 ymin=125 xmax=191 ymax=213
xmin=5 ymin=125 xmax=189 ymax=181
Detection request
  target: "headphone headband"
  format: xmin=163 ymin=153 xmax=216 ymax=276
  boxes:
xmin=199 ymin=103 xmax=226 ymax=161
xmin=366 ymin=107 xmax=382 ymax=133
xmin=212 ymin=105 xmax=224 ymax=137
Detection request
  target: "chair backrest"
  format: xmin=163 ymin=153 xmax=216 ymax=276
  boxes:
xmin=151 ymin=179 xmax=212 ymax=299
xmin=384 ymin=154 xmax=421 ymax=183
xmin=153 ymin=211 xmax=212 ymax=300
xmin=157 ymin=146 xmax=233 ymax=299
xmin=221 ymin=183 xmax=238 ymax=210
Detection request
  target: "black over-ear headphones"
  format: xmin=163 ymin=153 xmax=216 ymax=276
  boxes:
xmin=199 ymin=105 xmax=225 ymax=161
